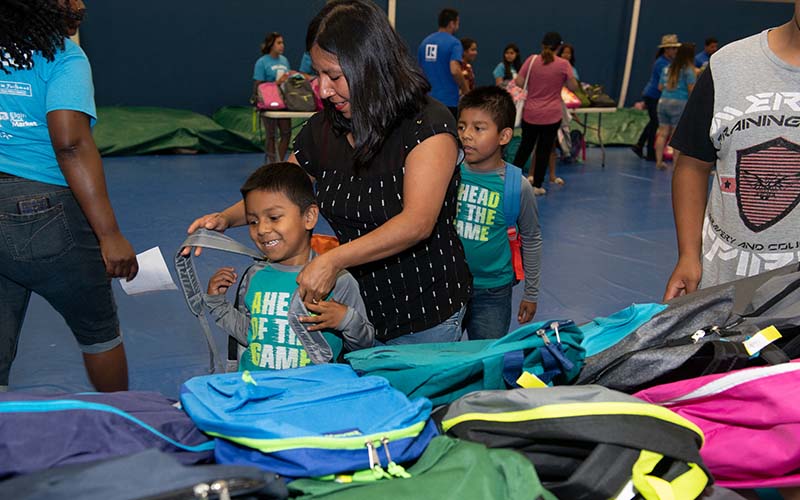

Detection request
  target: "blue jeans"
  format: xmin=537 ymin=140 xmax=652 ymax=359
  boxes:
xmin=0 ymin=175 xmax=121 ymax=385
xmin=462 ymin=282 xmax=513 ymax=340
xmin=384 ymin=305 xmax=466 ymax=345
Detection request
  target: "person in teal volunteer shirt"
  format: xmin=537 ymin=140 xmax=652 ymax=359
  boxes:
xmin=205 ymin=163 xmax=374 ymax=370
xmin=655 ymin=43 xmax=697 ymax=169
xmin=253 ymin=32 xmax=292 ymax=163
xmin=0 ymin=0 xmax=138 ymax=392
xmin=456 ymin=87 xmax=542 ymax=339
xmin=493 ymin=43 xmax=521 ymax=88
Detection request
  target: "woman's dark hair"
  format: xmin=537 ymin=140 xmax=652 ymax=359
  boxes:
xmin=666 ymin=43 xmax=696 ymax=90
xmin=260 ymin=32 xmax=283 ymax=55
xmin=312 ymin=0 xmax=431 ymax=170
xmin=458 ymin=86 xmax=515 ymax=132
xmin=556 ymin=43 xmax=576 ymax=66
xmin=654 ymin=47 xmax=666 ymax=61
xmin=540 ymin=31 xmax=562 ymax=65
xmin=0 ymin=0 xmax=85 ymax=74
xmin=305 ymin=15 xmax=322 ymax=52
xmin=241 ymin=162 xmax=317 ymax=213
xmin=502 ymin=43 xmax=521 ymax=81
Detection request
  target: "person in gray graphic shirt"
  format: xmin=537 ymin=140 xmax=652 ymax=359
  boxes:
xmin=664 ymin=0 xmax=800 ymax=301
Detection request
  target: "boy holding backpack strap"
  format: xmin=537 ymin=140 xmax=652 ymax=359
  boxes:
xmin=456 ymin=87 xmax=542 ymax=339
xmin=205 ymin=163 xmax=374 ymax=371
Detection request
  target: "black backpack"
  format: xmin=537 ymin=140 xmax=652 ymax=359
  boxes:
xmin=281 ymin=77 xmax=317 ymax=112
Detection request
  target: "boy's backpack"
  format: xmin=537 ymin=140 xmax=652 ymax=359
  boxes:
xmin=635 ymin=361 xmax=800 ymax=489
xmin=346 ymin=319 xmax=584 ymax=406
xmin=436 ymin=386 xmax=711 ymax=500
xmin=256 ymin=82 xmax=286 ymax=111
xmin=584 ymin=83 xmax=617 ymax=107
xmin=179 ymin=364 xmax=437 ymax=478
xmin=577 ymin=263 xmax=800 ymax=392
xmin=287 ymin=436 xmax=556 ymax=500
xmin=502 ymin=162 xmax=524 ymax=281
xmin=281 ymin=76 xmax=317 ymax=112
xmin=175 ymin=229 xmax=343 ymax=373
xmin=0 ymin=391 xmax=214 ymax=478
xmin=0 ymin=448 xmax=288 ymax=500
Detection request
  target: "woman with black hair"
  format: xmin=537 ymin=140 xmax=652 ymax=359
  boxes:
xmin=188 ymin=0 xmax=471 ymax=345
xmin=513 ymin=32 xmax=579 ymax=195
xmin=493 ymin=43 xmax=521 ymax=87
xmin=0 ymin=0 xmax=138 ymax=391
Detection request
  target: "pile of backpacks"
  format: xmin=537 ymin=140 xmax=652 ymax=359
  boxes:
xmin=3 ymin=263 xmax=800 ymax=499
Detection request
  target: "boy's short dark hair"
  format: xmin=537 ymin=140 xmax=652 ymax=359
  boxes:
xmin=705 ymin=37 xmax=718 ymax=46
xmin=458 ymin=86 xmax=515 ymax=131
xmin=240 ymin=162 xmax=316 ymax=213
xmin=438 ymin=8 xmax=458 ymax=28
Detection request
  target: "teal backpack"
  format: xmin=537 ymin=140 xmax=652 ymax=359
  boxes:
xmin=345 ymin=320 xmax=584 ymax=406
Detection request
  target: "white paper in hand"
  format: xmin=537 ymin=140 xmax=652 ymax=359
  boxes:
xmin=119 ymin=246 xmax=178 ymax=295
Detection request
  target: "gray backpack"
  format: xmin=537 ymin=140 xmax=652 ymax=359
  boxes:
xmin=281 ymin=77 xmax=317 ymax=112
xmin=577 ymin=263 xmax=800 ymax=392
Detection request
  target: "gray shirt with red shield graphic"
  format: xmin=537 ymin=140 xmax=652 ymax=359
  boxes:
xmin=671 ymin=29 xmax=800 ymax=288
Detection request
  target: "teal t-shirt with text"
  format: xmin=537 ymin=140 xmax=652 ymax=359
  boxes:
xmin=241 ymin=266 xmax=310 ymax=371
xmin=455 ymin=164 xmax=514 ymax=289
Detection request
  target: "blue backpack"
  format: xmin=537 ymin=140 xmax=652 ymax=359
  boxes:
xmin=180 ymin=364 xmax=437 ymax=478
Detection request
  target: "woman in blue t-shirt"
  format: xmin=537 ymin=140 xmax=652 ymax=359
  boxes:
xmin=493 ymin=43 xmax=521 ymax=88
xmin=0 ymin=0 xmax=138 ymax=392
xmin=253 ymin=32 xmax=292 ymax=162
xmin=655 ymin=43 xmax=697 ymax=169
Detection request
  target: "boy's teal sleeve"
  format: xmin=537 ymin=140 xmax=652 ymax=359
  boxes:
xmin=331 ymin=271 xmax=376 ymax=350
xmin=517 ymin=179 xmax=542 ymax=303
xmin=204 ymin=266 xmax=260 ymax=347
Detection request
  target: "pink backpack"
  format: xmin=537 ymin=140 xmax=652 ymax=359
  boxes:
xmin=256 ymin=82 xmax=285 ymax=110
xmin=635 ymin=361 xmax=800 ymax=489
xmin=309 ymin=77 xmax=324 ymax=111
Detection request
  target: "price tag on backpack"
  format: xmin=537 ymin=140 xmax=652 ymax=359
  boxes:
xmin=743 ymin=325 xmax=782 ymax=356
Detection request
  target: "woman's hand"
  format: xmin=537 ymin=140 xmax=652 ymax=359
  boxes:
xmin=296 ymin=252 xmax=340 ymax=305
xmin=181 ymin=212 xmax=231 ymax=256
xmin=98 ymin=231 xmax=138 ymax=281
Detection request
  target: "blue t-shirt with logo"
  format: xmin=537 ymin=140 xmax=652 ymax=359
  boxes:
xmin=253 ymin=54 xmax=291 ymax=82
xmin=417 ymin=32 xmax=463 ymax=107
xmin=0 ymin=39 xmax=96 ymax=186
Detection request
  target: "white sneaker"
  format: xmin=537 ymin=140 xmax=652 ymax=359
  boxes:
xmin=533 ymin=187 xmax=547 ymax=196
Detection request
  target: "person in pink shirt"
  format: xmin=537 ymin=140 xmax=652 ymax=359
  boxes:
xmin=512 ymin=32 xmax=579 ymax=195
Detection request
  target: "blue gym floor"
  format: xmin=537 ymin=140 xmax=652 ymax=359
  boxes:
xmin=9 ymin=147 xmax=678 ymax=397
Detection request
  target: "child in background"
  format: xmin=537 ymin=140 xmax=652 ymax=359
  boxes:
xmin=205 ymin=163 xmax=374 ymax=370
xmin=460 ymin=38 xmax=478 ymax=94
xmin=493 ymin=43 xmax=521 ymax=87
xmin=655 ymin=43 xmax=696 ymax=169
xmin=252 ymin=32 xmax=292 ymax=162
xmin=456 ymin=87 xmax=542 ymax=339
xmin=556 ymin=43 xmax=579 ymax=81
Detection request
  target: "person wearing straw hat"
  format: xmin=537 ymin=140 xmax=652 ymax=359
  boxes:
xmin=632 ymin=34 xmax=681 ymax=162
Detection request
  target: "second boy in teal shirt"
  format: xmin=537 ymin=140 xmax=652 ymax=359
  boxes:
xmin=457 ymin=87 xmax=542 ymax=339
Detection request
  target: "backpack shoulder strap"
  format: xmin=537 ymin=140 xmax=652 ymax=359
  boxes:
xmin=175 ymin=229 xmax=264 ymax=373
xmin=503 ymin=162 xmax=522 ymax=229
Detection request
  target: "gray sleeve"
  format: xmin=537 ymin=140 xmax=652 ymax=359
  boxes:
xmin=517 ymin=178 xmax=542 ymax=303
xmin=331 ymin=272 xmax=376 ymax=350
xmin=203 ymin=266 xmax=258 ymax=347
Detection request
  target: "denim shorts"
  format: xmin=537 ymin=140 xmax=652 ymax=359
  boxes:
xmin=0 ymin=174 xmax=121 ymax=383
xmin=657 ymin=98 xmax=687 ymax=127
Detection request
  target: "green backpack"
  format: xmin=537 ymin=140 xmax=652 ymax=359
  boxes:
xmin=287 ymin=436 xmax=556 ymax=500
xmin=345 ymin=320 xmax=584 ymax=406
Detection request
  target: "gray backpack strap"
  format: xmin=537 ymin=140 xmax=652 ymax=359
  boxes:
xmin=175 ymin=229 xmax=264 ymax=373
